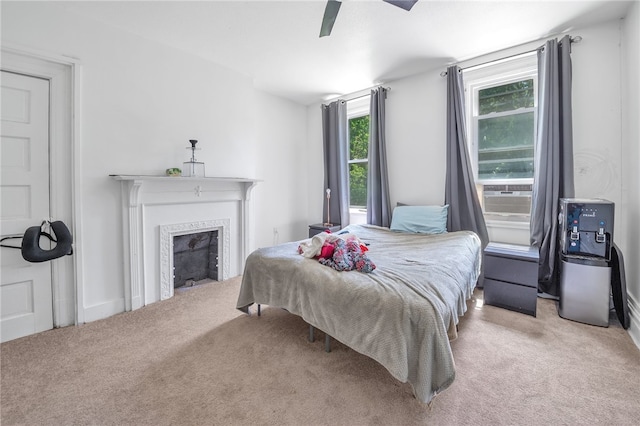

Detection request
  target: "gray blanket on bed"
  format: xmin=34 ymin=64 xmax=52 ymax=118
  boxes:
xmin=236 ymin=224 xmax=482 ymax=404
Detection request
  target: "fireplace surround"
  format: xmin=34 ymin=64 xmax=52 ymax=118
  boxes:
xmin=112 ymin=175 xmax=258 ymax=311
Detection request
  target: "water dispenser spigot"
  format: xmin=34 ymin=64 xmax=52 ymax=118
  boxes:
xmin=570 ymin=222 xmax=580 ymax=241
xmin=596 ymin=222 xmax=606 ymax=243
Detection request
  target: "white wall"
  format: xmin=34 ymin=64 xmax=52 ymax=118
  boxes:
xmin=621 ymin=0 xmax=640 ymax=346
xmin=305 ymin=105 xmax=325 ymax=225
xmin=252 ymin=90 xmax=309 ymax=246
xmin=1 ymin=2 xmax=307 ymax=322
xmin=386 ymin=73 xmax=448 ymax=207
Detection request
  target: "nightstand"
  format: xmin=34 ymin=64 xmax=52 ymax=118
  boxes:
xmin=483 ymin=242 xmax=539 ymax=316
xmin=308 ymin=223 xmax=341 ymax=238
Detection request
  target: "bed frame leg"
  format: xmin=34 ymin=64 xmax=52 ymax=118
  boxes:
xmin=257 ymin=304 xmax=261 ymax=317
xmin=308 ymin=324 xmax=331 ymax=352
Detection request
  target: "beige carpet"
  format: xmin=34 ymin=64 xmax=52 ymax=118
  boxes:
xmin=1 ymin=276 xmax=639 ymax=425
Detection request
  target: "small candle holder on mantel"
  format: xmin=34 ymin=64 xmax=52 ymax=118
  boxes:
xmin=182 ymin=139 xmax=205 ymax=177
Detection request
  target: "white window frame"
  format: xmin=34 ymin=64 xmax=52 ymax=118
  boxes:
xmin=463 ymin=53 xmax=538 ymax=227
xmin=346 ymin=96 xmax=370 ymax=224
xmin=464 ymin=53 xmax=538 ymax=185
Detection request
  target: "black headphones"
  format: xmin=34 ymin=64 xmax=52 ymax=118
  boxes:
xmin=1 ymin=221 xmax=73 ymax=263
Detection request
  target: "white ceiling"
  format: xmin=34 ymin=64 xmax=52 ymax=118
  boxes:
xmin=58 ymin=0 xmax=632 ymax=105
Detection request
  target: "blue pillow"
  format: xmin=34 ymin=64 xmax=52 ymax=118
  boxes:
xmin=390 ymin=205 xmax=449 ymax=234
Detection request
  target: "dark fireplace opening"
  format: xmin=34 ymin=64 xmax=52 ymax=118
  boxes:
xmin=173 ymin=230 xmax=219 ymax=288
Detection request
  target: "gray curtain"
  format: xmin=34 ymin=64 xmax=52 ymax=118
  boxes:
xmin=322 ymin=100 xmax=350 ymax=227
xmin=530 ymin=35 xmax=575 ymax=295
xmin=367 ymin=87 xmax=392 ymax=227
xmin=445 ymin=65 xmax=489 ymax=249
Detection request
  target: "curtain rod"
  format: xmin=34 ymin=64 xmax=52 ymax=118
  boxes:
xmin=439 ymin=35 xmax=582 ymax=77
xmin=322 ymin=85 xmax=390 ymax=105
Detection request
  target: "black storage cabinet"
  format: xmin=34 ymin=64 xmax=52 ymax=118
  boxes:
xmin=483 ymin=242 xmax=539 ymax=316
xmin=308 ymin=223 xmax=341 ymax=238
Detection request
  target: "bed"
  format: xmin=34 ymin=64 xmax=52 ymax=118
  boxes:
xmin=236 ymin=223 xmax=482 ymax=404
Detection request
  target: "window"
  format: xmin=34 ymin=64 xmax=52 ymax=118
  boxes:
xmin=476 ymin=80 xmax=535 ymax=180
xmin=348 ymin=114 xmax=369 ymax=207
xmin=346 ymin=96 xmax=370 ymax=223
xmin=464 ymin=54 xmax=538 ymax=223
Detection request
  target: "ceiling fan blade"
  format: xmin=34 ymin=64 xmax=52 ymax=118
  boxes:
xmin=319 ymin=0 xmax=342 ymax=38
xmin=382 ymin=0 xmax=418 ymax=12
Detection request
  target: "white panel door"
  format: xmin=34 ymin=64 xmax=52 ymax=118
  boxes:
xmin=1 ymin=71 xmax=53 ymax=342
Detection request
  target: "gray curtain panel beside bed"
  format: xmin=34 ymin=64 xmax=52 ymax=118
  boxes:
xmin=322 ymin=100 xmax=350 ymax=227
xmin=530 ymin=35 xmax=575 ymax=296
xmin=367 ymin=87 xmax=392 ymax=227
xmin=444 ymin=65 xmax=489 ymax=249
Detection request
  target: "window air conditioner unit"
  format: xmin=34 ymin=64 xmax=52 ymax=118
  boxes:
xmin=482 ymin=184 xmax=533 ymax=218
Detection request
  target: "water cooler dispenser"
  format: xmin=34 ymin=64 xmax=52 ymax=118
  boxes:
xmin=558 ymin=198 xmax=614 ymax=326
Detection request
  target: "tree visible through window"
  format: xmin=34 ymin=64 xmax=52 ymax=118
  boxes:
xmin=348 ymin=115 xmax=369 ymax=207
xmin=477 ymin=79 xmax=535 ymax=180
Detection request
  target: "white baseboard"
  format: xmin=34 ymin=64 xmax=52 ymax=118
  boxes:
xmin=626 ymin=293 xmax=640 ymax=350
xmin=81 ymin=298 xmax=126 ymax=324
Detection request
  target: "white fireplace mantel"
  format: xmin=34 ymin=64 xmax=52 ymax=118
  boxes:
xmin=111 ymin=175 xmax=260 ymax=311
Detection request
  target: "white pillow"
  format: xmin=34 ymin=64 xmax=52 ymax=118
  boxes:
xmin=390 ymin=205 xmax=449 ymax=234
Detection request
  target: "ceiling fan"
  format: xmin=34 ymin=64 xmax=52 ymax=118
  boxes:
xmin=320 ymin=0 xmax=419 ymax=37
